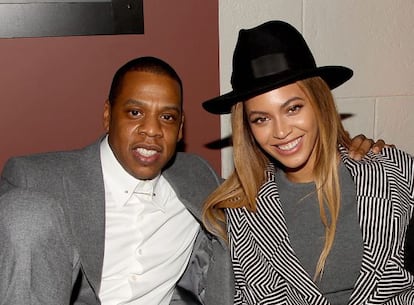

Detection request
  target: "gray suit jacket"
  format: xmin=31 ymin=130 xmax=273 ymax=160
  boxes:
xmin=0 ymin=138 xmax=234 ymax=305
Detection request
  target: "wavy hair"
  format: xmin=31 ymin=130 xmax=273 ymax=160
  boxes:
xmin=202 ymin=76 xmax=351 ymax=281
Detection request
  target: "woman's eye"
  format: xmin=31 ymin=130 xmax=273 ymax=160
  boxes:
xmin=288 ymin=105 xmax=302 ymax=113
xmin=251 ymin=117 xmax=267 ymax=124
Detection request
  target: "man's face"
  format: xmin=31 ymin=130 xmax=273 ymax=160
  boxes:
xmin=103 ymin=71 xmax=183 ymax=180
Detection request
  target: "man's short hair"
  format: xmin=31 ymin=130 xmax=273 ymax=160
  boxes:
xmin=108 ymin=56 xmax=183 ymax=105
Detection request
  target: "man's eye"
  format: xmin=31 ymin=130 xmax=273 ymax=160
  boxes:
xmin=130 ymin=110 xmax=140 ymax=116
xmin=162 ymin=114 xmax=176 ymax=121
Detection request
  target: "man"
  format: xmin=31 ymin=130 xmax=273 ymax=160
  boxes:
xmin=0 ymin=56 xmax=382 ymax=305
xmin=0 ymin=56 xmax=232 ymax=305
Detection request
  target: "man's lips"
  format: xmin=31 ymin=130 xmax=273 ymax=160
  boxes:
xmin=136 ymin=147 xmax=158 ymax=157
xmin=132 ymin=144 xmax=162 ymax=163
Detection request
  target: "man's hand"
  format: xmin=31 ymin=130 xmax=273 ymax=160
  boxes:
xmin=348 ymin=134 xmax=390 ymax=161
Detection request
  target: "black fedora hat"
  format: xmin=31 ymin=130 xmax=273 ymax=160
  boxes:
xmin=203 ymin=20 xmax=353 ymax=114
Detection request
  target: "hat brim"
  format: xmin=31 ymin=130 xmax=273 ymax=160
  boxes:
xmin=202 ymin=66 xmax=353 ymax=114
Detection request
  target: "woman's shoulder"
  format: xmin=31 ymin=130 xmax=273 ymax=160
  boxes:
xmin=370 ymin=147 xmax=413 ymax=169
xmin=342 ymin=147 xmax=414 ymax=187
xmin=341 ymin=146 xmax=413 ymax=166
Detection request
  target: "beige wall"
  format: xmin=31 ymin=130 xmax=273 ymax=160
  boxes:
xmin=218 ymin=0 xmax=414 ymax=177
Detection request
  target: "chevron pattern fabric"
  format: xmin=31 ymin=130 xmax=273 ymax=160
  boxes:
xmin=227 ymin=147 xmax=414 ymax=305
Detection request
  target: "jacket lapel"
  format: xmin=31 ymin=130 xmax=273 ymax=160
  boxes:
xmin=341 ymin=152 xmax=396 ymax=305
xmin=162 ymin=152 xmax=222 ymax=221
xmin=241 ymin=173 xmax=329 ymax=304
xmin=62 ymin=140 xmax=106 ymax=295
xmin=163 ymin=153 xmax=235 ymax=305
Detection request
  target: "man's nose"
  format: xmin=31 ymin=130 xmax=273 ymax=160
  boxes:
xmin=137 ymin=116 xmax=162 ymax=137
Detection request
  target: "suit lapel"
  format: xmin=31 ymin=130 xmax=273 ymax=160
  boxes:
xmin=163 ymin=153 xmax=236 ymax=304
xmin=249 ymin=178 xmax=329 ymax=304
xmin=342 ymin=153 xmax=395 ymax=305
xmin=62 ymin=140 xmax=106 ymax=295
xmin=162 ymin=152 xmax=221 ymax=221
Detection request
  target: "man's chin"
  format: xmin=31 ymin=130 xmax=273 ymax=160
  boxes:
xmin=130 ymin=169 xmax=161 ymax=181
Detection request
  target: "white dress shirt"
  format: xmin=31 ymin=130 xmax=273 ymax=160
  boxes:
xmin=99 ymin=137 xmax=200 ymax=305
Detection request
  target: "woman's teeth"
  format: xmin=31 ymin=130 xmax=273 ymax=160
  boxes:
xmin=278 ymin=137 xmax=301 ymax=151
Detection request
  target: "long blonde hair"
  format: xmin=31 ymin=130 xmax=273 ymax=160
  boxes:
xmin=202 ymin=76 xmax=351 ymax=280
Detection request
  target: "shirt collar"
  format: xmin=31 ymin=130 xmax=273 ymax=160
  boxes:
xmin=100 ymin=136 xmax=161 ymax=207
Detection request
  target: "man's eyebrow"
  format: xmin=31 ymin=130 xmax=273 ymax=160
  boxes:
xmin=125 ymin=99 xmax=144 ymax=106
xmin=125 ymin=99 xmax=181 ymax=112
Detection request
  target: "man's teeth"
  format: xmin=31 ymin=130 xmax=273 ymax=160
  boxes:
xmin=278 ymin=138 xmax=301 ymax=151
xmin=137 ymin=147 xmax=157 ymax=157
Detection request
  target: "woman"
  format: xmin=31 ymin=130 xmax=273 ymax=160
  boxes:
xmin=202 ymin=21 xmax=414 ymax=305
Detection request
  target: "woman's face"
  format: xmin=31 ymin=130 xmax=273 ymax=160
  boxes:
xmin=244 ymin=83 xmax=319 ymax=182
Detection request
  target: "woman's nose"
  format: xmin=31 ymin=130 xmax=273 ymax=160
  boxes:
xmin=273 ymin=118 xmax=292 ymax=139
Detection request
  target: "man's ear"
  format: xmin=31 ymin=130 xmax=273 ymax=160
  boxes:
xmin=103 ymin=100 xmax=111 ymax=133
xmin=177 ymin=114 xmax=184 ymax=142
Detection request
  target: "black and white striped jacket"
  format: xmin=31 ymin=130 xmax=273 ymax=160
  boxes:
xmin=227 ymin=147 xmax=414 ymax=305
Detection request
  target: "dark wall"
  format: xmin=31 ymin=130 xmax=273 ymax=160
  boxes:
xmin=0 ymin=0 xmax=221 ymax=174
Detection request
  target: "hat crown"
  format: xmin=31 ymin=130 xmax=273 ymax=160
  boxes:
xmin=202 ymin=20 xmax=352 ymax=114
xmin=231 ymin=21 xmax=316 ymax=89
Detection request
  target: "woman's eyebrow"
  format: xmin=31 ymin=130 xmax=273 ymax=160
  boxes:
xmin=281 ymin=96 xmax=304 ymax=108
